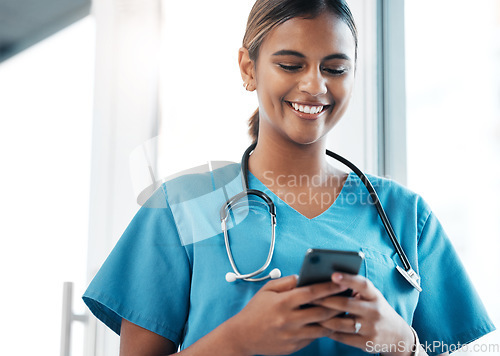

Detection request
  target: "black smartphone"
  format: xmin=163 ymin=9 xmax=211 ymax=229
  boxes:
xmin=296 ymin=249 xmax=364 ymax=301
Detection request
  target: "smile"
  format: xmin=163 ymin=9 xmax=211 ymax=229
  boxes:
xmin=286 ymin=101 xmax=330 ymax=118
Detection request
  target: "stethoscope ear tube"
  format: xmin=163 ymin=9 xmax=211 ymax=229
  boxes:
xmin=240 ymin=142 xmax=257 ymax=190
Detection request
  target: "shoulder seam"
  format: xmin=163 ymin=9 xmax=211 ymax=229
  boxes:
xmin=416 ymin=209 xmax=432 ymax=246
xmin=160 ymin=184 xmax=194 ymax=272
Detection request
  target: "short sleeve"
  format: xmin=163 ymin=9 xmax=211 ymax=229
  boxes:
xmin=412 ymin=211 xmax=495 ymax=355
xmin=82 ymin=185 xmax=191 ymax=346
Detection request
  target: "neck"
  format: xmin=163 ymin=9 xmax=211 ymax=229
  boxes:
xmin=248 ymin=136 xmax=331 ymax=188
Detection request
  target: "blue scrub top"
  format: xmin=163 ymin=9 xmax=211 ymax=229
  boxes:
xmin=83 ymin=163 xmax=494 ymax=356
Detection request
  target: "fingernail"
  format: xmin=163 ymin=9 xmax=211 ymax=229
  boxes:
xmin=332 ymin=273 xmax=343 ymax=282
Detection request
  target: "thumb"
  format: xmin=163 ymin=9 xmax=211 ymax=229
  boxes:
xmin=262 ymin=274 xmax=298 ymax=292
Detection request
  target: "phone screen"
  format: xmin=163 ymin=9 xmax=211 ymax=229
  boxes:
xmin=296 ymin=249 xmax=364 ymax=307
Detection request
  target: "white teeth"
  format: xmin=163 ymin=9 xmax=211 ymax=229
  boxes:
xmin=290 ymin=102 xmax=324 ymax=114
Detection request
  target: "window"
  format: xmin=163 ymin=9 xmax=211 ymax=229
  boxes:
xmin=406 ymin=1 xmax=500 ymax=353
xmin=157 ymin=0 xmax=379 ymax=180
xmin=0 ymin=17 xmax=95 ymax=356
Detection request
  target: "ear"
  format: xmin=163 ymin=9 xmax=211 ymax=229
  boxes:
xmin=238 ymin=47 xmax=256 ymax=91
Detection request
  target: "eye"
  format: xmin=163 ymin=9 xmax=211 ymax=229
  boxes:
xmin=278 ymin=64 xmax=302 ymax=72
xmin=322 ymin=67 xmax=348 ymax=76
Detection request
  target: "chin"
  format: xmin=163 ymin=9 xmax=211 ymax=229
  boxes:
xmin=285 ymin=131 xmax=324 ymax=146
xmin=282 ymin=115 xmax=339 ymax=147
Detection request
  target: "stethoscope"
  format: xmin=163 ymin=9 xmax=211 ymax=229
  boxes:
xmin=220 ymin=142 xmax=422 ymax=292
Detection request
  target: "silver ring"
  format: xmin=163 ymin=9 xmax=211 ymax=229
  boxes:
xmin=354 ymin=320 xmax=362 ymax=334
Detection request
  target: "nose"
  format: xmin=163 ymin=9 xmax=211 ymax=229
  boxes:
xmin=297 ymin=66 xmax=327 ymax=96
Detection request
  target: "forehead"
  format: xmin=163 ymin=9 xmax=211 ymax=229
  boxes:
xmin=259 ymin=12 xmax=355 ymax=59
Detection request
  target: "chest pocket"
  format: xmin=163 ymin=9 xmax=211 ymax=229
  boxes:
xmin=361 ymin=247 xmax=419 ymax=323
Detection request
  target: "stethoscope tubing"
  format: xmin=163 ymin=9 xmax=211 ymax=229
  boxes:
xmin=221 ymin=142 xmax=421 ymax=291
xmin=221 ymin=189 xmax=277 ymax=281
xmin=325 ymin=149 xmax=412 ymax=272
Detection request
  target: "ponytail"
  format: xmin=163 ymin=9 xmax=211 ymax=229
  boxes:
xmin=248 ymin=108 xmax=259 ymax=143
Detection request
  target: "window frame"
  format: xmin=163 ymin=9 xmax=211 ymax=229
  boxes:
xmin=376 ymin=0 xmax=408 ymax=184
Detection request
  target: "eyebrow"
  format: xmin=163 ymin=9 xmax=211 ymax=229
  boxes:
xmin=272 ymin=50 xmax=351 ymax=62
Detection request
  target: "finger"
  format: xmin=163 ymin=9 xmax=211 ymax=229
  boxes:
xmin=328 ymin=332 xmax=367 ymax=350
xmin=327 ymin=331 xmax=366 ymax=350
xmin=261 ymin=274 xmax=298 ymax=292
xmin=319 ymin=316 xmax=364 ymax=335
xmin=298 ymin=324 xmax=333 ymax=340
xmin=312 ymin=295 xmax=373 ymax=316
xmin=291 ymin=305 xmax=343 ymax=325
xmin=287 ymin=281 xmax=349 ymax=307
xmin=331 ymin=273 xmax=378 ymax=301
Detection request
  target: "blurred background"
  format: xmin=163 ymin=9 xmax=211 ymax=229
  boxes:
xmin=0 ymin=0 xmax=498 ymax=355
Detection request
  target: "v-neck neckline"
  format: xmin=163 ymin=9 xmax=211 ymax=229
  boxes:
xmin=247 ymin=170 xmax=354 ymax=221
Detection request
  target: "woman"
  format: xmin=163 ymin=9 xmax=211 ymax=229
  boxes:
xmin=83 ymin=1 xmax=495 ymax=355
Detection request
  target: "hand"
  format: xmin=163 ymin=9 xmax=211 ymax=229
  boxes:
xmin=313 ymin=273 xmax=415 ymax=356
xmin=226 ymin=275 xmax=349 ymax=356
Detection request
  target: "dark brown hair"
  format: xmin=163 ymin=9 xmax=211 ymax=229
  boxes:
xmin=242 ymin=0 xmax=358 ymax=142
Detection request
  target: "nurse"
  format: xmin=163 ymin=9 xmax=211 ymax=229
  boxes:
xmin=83 ymin=0 xmax=495 ymax=355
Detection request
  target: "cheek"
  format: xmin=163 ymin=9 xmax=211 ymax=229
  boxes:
xmin=331 ymin=76 xmax=354 ymax=103
xmin=257 ymin=65 xmax=293 ymax=94
xmin=327 ymin=77 xmax=355 ymax=124
xmin=257 ymin=70 xmax=290 ymax=111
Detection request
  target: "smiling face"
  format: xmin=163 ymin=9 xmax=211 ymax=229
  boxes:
xmin=247 ymin=12 xmax=356 ymax=146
